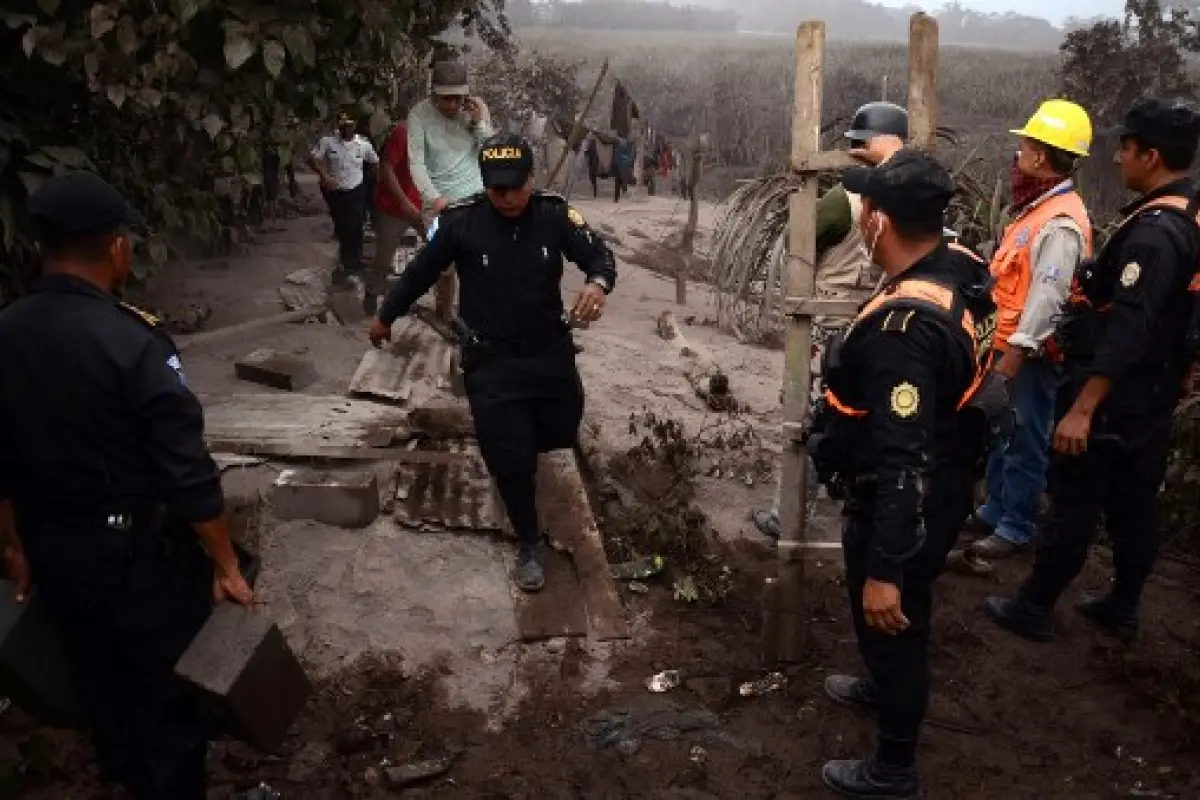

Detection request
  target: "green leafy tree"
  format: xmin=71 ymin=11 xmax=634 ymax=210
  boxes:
xmin=0 ymin=0 xmax=510 ymax=303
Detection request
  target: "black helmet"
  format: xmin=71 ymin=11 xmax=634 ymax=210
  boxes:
xmin=845 ymin=102 xmax=908 ymax=142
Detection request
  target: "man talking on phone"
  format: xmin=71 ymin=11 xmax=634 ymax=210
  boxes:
xmin=369 ymin=134 xmax=617 ymax=592
xmin=407 ymin=60 xmax=494 ymax=321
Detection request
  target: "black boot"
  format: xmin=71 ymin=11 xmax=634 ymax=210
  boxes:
xmin=983 ymin=595 xmax=1054 ymax=642
xmin=1075 ymin=593 xmax=1138 ymax=641
xmin=824 ymin=675 xmax=877 ymax=710
xmin=821 ymin=758 xmax=919 ymax=799
xmin=514 ymin=542 xmax=546 ymax=593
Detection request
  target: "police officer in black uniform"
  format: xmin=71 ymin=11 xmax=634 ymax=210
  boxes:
xmin=369 ymin=134 xmax=617 ymax=592
xmin=810 ymin=150 xmax=996 ymax=799
xmin=0 ymin=172 xmax=254 ymax=799
xmin=984 ymin=99 xmax=1200 ymax=642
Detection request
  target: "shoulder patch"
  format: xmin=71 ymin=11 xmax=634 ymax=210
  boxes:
xmin=1120 ymin=261 xmax=1141 ymax=289
xmin=567 ymin=206 xmax=587 ymax=227
xmin=118 ymin=302 xmax=161 ymax=328
xmin=890 ymin=381 xmax=921 ymax=420
xmin=880 ymin=308 xmax=917 ymax=333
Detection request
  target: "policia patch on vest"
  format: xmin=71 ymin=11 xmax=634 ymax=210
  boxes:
xmin=567 ymin=207 xmax=587 ymax=227
xmin=890 ymin=381 xmax=921 ymax=420
xmin=1120 ymin=261 xmax=1142 ymax=289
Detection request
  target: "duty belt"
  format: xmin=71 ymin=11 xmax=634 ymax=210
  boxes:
xmin=452 ymin=317 xmax=570 ymax=358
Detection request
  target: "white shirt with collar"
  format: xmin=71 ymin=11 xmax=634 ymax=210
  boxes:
xmin=311 ymin=134 xmax=379 ymax=192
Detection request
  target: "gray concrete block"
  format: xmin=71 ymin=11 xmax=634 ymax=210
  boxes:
xmin=271 ymin=469 xmax=380 ymax=529
xmin=0 ymin=583 xmax=82 ymax=727
xmin=234 ymin=349 xmax=317 ymax=391
xmin=175 ymin=603 xmax=311 ymax=753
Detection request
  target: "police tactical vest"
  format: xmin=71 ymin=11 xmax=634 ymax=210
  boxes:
xmin=990 ymin=187 xmax=1092 ymax=351
xmin=823 ymin=274 xmax=994 ymax=420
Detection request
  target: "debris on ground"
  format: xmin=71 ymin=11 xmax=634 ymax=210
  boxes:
xmin=738 ymin=672 xmax=786 ymax=698
xmin=646 ymin=670 xmax=681 ymax=693
xmin=611 ymin=554 xmax=667 ymax=581
xmin=580 ymin=698 xmax=761 ymax=758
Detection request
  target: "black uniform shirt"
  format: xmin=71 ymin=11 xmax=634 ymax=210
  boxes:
xmin=1085 ymin=178 xmax=1198 ymax=417
xmin=378 ymin=192 xmax=617 ymax=342
xmin=829 ymin=245 xmax=976 ymax=584
xmin=0 ymin=274 xmax=224 ymax=525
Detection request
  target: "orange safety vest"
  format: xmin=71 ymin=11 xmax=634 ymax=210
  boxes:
xmin=824 ymin=277 xmax=991 ymax=418
xmin=989 ymin=190 xmax=1092 ymax=351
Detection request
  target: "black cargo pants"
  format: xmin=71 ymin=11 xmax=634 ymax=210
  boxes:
xmin=322 ymin=182 xmax=367 ymax=272
xmin=841 ymin=456 xmax=971 ymax=765
xmin=1020 ymin=401 xmax=1173 ymax=611
xmin=26 ymin=519 xmax=213 ymax=800
xmin=463 ymin=336 xmax=585 ymax=549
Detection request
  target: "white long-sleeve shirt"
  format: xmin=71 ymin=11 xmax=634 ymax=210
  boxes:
xmin=406 ymin=98 xmax=494 ymax=206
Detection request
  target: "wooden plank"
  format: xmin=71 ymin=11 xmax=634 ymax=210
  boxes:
xmin=789 ymin=150 xmax=858 ymax=173
xmin=208 ymin=440 xmax=472 ymax=463
xmin=348 ymin=317 xmax=455 ymax=405
xmin=907 ymin=14 xmax=940 ymax=151
xmin=536 ymin=450 xmax=629 ymax=641
xmin=782 ymin=297 xmax=863 ymax=318
xmin=202 ymin=394 xmax=409 ymax=458
xmin=177 ymin=308 xmax=325 ymax=352
xmin=513 ymin=548 xmax=589 ymax=642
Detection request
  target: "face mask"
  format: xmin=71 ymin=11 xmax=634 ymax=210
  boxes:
xmin=1010 ymin=152 xmax=1060 ymax=209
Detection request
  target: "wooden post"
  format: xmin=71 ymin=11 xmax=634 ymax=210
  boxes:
xmin=677 ymin=141 xmax=705 ymax=305
xmin=762 ymin=20 xmax=824 ymax=666
xmin=547 ymin=58 xmax=610 ymax=191
xmin=907 ymin=14 xmax=939 ymax=151
xmin=763 ymin=13 xmax=939 ymax=665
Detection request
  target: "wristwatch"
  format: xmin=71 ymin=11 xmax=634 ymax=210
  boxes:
xmin=587 ymin=275 xmax=611 ymax=294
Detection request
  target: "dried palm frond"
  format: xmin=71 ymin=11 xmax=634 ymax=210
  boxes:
xmin=707 ymin=173 xmax=805 ymax=343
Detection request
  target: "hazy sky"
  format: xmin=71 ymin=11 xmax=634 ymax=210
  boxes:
xmin=876 ymin=0 xmax=1127 ymax=24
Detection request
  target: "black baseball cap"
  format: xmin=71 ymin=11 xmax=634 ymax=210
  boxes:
xmin=479 ymin=134 xmax=534 ymax=189
xmin=28 ymin=170 xmax=141 ymax=248
xmin=842 ymin=149 xmax=955 ymax=224
xmin=1105 ymin=98 xmax=1200 ymax=148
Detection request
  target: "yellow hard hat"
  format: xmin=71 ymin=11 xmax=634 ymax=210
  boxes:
xmin=1010 ymin=99 xmax=1092 ymax=157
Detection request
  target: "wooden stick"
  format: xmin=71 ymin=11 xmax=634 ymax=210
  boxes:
xmin=908 ymin=14 xmax=939 ymax=151
xmin=678 ymin=143 xmax=705 ymax=304
xmin=176 ymin=307 xmax=326 ymax=351
xmin=546 ymin=58 xmax=610 ymax=190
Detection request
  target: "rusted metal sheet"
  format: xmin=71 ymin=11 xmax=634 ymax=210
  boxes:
xmin=394 ymin=440 xmax=503 ymax=531
xmin=348 ymin=317 xmax=455 ymax=405
xmin=202 ymin=394 xmax=410 ymax=458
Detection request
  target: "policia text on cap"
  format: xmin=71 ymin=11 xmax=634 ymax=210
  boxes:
xmin=369 ymin=134 xmax=617 ymax=593
xmin=0 ymin=171 xmax=255 ymax=799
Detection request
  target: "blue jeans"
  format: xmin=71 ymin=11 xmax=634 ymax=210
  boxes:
xmin=976 ymin=358 xmax=1060 ymax=546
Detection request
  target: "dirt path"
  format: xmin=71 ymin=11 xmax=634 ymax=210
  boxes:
xmin=3 ymin=183 xmax=1198 ymax=799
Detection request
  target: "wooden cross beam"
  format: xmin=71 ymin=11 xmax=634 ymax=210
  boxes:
xmin=762 ymin=14 xmax=940 ymax=665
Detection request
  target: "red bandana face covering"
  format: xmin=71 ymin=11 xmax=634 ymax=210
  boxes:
xmin=1010 ymin=155 xmax=1062 ymax=210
